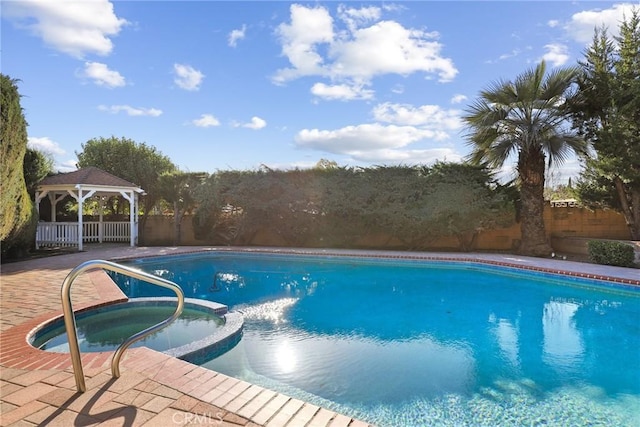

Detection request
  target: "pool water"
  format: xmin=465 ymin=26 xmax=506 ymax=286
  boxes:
xmin=113 ymin=253 xmax=640 ymax=426
xmin=33 ymin=304 xmax=223 ymax=353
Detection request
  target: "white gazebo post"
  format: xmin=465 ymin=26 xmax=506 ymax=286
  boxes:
xmin=98 ymin=197 xmax=104 ymax=243
xmin=34 ymin=190 xmax=45 ymax=249
xmin=120 ymin=190 xmax=137 ymax=247
xmin=78 ymin=187 xmax=83 ymax=250
xmin=133 ymin=192 xmax=140 ymax=245
xmin=49 ymin=193 xmax=56 ymax=222
xmin=74 ymin=186 xmax=96 ymax=251
xmin=48 ymin=192 xmax=66 ymax=221
xmin=128 ymin=191 xmax=135 ymax=247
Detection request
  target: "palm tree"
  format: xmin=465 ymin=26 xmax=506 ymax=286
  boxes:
xmin=463 ymin=61 xmax=588 ymax=256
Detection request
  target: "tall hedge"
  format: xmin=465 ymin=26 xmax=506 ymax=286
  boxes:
xmin=192 ymin=162 xmax=516 ymax=251
xmin=0 ymin=74 xmax=36 ymax=259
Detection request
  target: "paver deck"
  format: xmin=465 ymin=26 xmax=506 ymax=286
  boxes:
xmin=1 ymin=245 xmax=638 ymax=426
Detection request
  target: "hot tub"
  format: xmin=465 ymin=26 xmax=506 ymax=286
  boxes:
xmin=29 ymin=297 xmax=243 ymax=364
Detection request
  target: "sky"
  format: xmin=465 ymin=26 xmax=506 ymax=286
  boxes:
xmin=2 ymin=1 xmax=638 ymax=185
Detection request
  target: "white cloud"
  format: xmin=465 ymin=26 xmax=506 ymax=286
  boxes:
xmin=273 ymin=4 xmax=457 ymax=88
xmin=294 ymin=100 xmax=467 ymax=164
xmin=192 ymin=114 xmax=220 ymax=128
xmin=391 ymin=84 xmax=404 ymax=94
xmin=541 ymin=43 xmax=570 ymax=67
xmin=372 ymin=102 xmax=462 ymax=132
xmin=331 ymin=21 xmax=457 ymax=82
xmin=27 ymin=136 xmax=65 ymax=155
xmin=295 ymin=123 xmax=443 ymax=154
xmin=80 ymin=61 xmax=125 ymax=87
xmin=27 ymin=137 xmax=77 ymax=172
xmin=311 ymin=82 xmax=374 ymax=101
xmin=495 ymin=163 xmax=518 ymax=184
xmin=274 ymin=4 xmax=335 ymax=84
xmin=295 ymin=123 xmax=460 ymax=163
xmin=98 ymin=105 xmax=162 ymax=116
xmin=243 ymin=116 xmax=267 ymax=130
xmin=347 ymin=147 xmax=461 ymax=164
xmin=337 ymin=4 xmax=381 ymax=32
xmin=546 ymin=157 xmax=583 ymax=186
xmin=191 ymin=114 xmax=220 ymax=128
xmin=228 ymin=24 xmax=247 ymax=47
xmin=450 ymin=94 xmax=467 ymax=104
xmin=499 ymin=49 xmax=521 ymax=60
xmin=548 ymin=20 xmax=560 ymax=28
xmin=56 ymin=159 xmax=78 ymax=173
xmin=173 ymin=63 xmax=204 ymax=91
xmin=268 ymin=148 xmax=460 ymax=167
xmin=3 ymin=0 xmax=127 ymax=58
xmin=565 ymin=3 xmax=637 ymax=44
xmin=231 ymin=116 xmax=267 ymax=129
xmin=486 ymin=46 xmax=533 ymax=64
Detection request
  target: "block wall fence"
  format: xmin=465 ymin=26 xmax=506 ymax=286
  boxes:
xmin=140 ymin=205 xmax=633 ymax=252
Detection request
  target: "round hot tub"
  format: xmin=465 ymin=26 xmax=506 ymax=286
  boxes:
xmin=29 ymin=297 xmax=243 ymax=364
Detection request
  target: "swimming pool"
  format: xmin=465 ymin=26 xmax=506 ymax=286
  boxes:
xmin=111 ymin=251 xmax=640 ymax=426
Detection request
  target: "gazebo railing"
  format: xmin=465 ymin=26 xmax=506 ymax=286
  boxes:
xmin=36 ymin=223 xmax=79 ymax=248
xmin=36 ymin=221 xmax=131 ymax=248
xmin=83 ymin=222 xmax=130 ymax=243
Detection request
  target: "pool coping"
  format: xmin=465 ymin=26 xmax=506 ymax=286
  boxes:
xmin=111 ymin=246 xmax=640 ymax=286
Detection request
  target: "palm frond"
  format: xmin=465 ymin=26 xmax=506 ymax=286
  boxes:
xmin=463 ymin=60 xmax=587 ymax=175
xmin=541 ymin=132 xmax=589 ymax=166
xmin=540 ymin=66 xmax=579 ymax=100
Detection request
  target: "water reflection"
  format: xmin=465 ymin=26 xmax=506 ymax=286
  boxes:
xmin=236 ymin=298 xmax=298 ymax=324
xmin=542 ymin=300 xmax=584 ymax=370
xmin=274 ymin=341 xmax=298 ymax=373
xmin=207 ymin=329 xmax=477 ymax=403
xmin=489 ymin=314 xmax=520 ymax=368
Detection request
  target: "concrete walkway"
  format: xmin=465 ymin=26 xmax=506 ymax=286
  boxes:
xmin=1 ymin=245 xmax=638 ymax=426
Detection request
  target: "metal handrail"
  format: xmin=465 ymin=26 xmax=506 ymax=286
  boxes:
xmin=61 ymin=259 xmax=184 ymax=393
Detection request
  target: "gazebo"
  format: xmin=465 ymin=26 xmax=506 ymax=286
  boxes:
xmin=34 ymin=167 xmax=145 ymax=250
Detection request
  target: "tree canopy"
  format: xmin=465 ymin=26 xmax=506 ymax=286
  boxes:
xmin=158 ymin=171 xmax=207 ymax=245
xmin=570 ymin=10 xmax=640 ymax=239
xmin=23 ymin=148 xmax=54 ymax=197
xmin=76 ymin=136 xmax=177 ymax=220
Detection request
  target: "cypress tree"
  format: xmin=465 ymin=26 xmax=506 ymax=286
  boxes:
xmin=1 ymin=74 xmax=36 ymax=259
xmin=572 ymin=11 xmax=640 ymax=239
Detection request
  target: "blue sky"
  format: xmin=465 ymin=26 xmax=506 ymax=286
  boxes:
xmin=2 ymin=1 xmax=637 ymax=185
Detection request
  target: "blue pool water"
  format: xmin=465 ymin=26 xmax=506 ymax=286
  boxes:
xmin=112 ymin=252 xmax=640 ymax=426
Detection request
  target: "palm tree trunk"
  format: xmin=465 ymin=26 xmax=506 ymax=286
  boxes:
xmin=518 ymin=150 xmax=553 ymax=256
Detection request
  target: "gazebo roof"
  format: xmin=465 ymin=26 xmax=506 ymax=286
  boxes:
xmin=38 ymin=166 xmax=141 ymax=189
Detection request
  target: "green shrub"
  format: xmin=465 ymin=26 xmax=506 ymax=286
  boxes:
xmin=587 ymin=240 xmax=636 ymax=267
